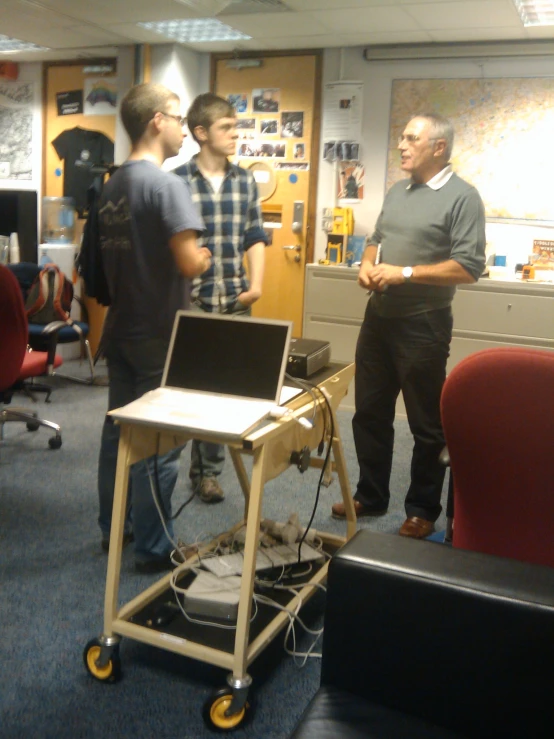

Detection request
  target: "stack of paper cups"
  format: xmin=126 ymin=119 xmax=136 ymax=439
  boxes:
xmin=9 ymin=232 xmax=20 ymax=263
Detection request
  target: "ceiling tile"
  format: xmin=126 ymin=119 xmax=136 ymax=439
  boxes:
xmin=285 ymin=0 xmax=392 ymax=8
xmin=314 ymin=6 xmax=421 ymax=33
xmin=342 ymin=29 xmax=435 ymax=44
xmin=261 ymin=33 xmax=352 ymax=48
xmin=27 ymin=0 xmax=202 ymax=24
xmin=427 ymin=26 xmax=527 ymax=42
xmin=221 ymin=10 xmax=330 ymax=35
xmin=524 ymin=25 xmax=554 ymax=39
xmin=404 ymin=1 xmax=522 ymax=30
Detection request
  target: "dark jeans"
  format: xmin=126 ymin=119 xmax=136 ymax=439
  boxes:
xmin=352 ymin=302 xmax=453 ymax=522
xmin=189 ymin=297 xmax=251 ymax=483
xmin=97 ymin=337 xmax=184 ymax=562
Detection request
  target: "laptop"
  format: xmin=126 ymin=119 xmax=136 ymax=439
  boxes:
xmin=109 ymin=310 xmax=301 ymax=439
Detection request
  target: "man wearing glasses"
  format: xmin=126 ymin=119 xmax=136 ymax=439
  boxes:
xmin=97 ymin=83 xmax=211 ymax=572
xmin=331 ymin=112 xmax=486 ymax=539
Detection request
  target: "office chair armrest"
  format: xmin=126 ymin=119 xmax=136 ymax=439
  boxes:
xmin=34 ymin=320 xmax=67 ymax=373
xmin=321 ymin=531 xmax=554 ymax=738
xmin=40 ymin=320 xmax=68 ymax=336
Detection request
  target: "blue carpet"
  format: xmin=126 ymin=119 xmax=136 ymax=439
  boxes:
xmin=0 ymin=360 xmax=447 ymax=738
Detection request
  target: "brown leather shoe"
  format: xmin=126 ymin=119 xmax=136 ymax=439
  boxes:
xmin=399 ymin=516 xmax=435 ymax=539
xmin=331 ymin=500 xmax=388 ymax=519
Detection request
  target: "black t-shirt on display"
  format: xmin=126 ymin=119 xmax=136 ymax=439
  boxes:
xmin=52 ymin=127 xmax=114 ymax=217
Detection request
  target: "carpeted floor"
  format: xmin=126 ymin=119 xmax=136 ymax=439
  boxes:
xmin=0 ymin=360 xmax=447 ymax=739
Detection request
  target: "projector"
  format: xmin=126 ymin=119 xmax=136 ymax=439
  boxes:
xmin=287 ymin=338 xmax=331 ymax=379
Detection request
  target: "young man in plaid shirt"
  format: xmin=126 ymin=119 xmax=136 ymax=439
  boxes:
xmin=174 ymin=93 xmax=267 ymax=504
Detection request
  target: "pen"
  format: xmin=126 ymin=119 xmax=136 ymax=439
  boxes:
xmin=366 ymin=243 xmax=382 ymax=295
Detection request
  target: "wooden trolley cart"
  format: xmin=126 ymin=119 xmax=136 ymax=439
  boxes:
xmin=84 ymin=363 xmax=356 ymax=731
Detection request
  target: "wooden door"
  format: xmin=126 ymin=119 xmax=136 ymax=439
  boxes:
xmin=213 ymin=53 xmax=322 ymax=336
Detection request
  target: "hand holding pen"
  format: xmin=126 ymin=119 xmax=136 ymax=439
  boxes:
xmin=360 ymin=244 xmax=385 ymax=293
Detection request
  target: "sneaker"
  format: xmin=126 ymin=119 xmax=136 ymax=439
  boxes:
xmin=101 ymin=532 xmax=134 ymax=553
xmin=197 ymin=477 xmax=225 ymax=504
xmin=135 ymin=554 xmax=173 ymax=574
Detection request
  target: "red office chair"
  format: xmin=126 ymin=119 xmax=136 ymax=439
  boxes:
xmin=441 ymin=347 xmax=554 ymax=568
xmin=0 ymin=265 xmax=63 ymax=449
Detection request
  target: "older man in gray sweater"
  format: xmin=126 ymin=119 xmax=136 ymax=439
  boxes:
xmin=332 ymin=112 xmax=486 ymax=539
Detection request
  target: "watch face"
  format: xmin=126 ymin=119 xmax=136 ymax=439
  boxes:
xmin=402 ymin=266 xmax=413 ymax=280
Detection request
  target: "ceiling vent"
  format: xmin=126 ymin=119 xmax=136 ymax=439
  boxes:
xmin=220 ymin=0 xmax=290 ymax=12
xmin=177 ymin=0 xmax=289 ymax=14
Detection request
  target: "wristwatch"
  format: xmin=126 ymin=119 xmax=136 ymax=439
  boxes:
xmin=402 ymin=266 xmax=413 ymax=282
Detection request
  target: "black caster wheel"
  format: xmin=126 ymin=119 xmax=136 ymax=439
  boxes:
xmin=48 ymin=436 xmax=62 ymax=449
xmin=26 ymin=421 xmax=39 ymax=432
xmin=202 ymin=687 xmax=251 ymax=732
xmin=83 ymin=638 xmax=121 ymax=683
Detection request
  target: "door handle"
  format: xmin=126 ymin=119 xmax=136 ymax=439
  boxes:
xmin=282 ymin=245 xmax=301 ymax=251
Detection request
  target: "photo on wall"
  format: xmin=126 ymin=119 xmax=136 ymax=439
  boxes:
xmin=236 ymin=117 xmax=256 ymax=131
xmin=338 ymin=161 xmax=365 ymax=202
xmin=252 ymin=88 xmax=280 ymax=113
xmin=84 ymin=77 xmax=117 ymax=116
xmin=228 ymin=93 xmax=248 ymax=113
xmin=281 ymin=112 xmax=304 ymax=138
xmin=260 ymin=119 xmax=278 ymax=135
xmin=293 ymin=143 xmax=305 ymax=159
xmin=238 ymin=141 xmax=286 ymax=158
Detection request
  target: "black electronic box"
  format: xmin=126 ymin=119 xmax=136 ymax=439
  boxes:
xmin=287 ymin=338 xmax=331 ymax=379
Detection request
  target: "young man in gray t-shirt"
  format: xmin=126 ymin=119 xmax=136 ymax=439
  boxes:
xmin=97 ymin=83 xmax=210 ymax=573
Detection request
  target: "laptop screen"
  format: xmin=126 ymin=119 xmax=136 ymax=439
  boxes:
xmin=164 ymin=311 xmax=292 ymax=402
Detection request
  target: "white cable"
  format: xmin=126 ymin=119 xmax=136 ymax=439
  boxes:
xmin=146 ymin=460 xmax=186 ymax=565
xmin=253 ymin=592 xmax=324 ymax=666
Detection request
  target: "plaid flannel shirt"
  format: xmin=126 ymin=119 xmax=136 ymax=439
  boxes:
xmin=173 ymin=158 xmax=268 ymax=312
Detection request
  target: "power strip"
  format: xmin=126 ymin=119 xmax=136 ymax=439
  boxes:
xmin=201 ymin=542 xmax=325 ymax=579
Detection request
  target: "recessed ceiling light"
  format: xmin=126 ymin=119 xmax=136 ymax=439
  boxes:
xmin=513 ymin=1 xmax=554 ymax=26
xmin=0 ymin=33 xmax=49 ymax=53
xmin=137 ymin=18 xmax=252 ymax=43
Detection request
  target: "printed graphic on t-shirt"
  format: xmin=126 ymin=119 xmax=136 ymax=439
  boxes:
xmin=99 ymin=196 xmax=132 ymax=252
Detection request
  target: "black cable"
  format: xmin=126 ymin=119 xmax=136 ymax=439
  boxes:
xmin=152 ymin=435 xmax=196 ymax=522
xmin=284 ymin=373 xmax=335 ymax=567
xmin=295 ymin=384 xmax=334 ymax=564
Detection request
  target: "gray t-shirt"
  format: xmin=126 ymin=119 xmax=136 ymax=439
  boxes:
xmin=99 ymin=160 xmax=204 ymax=341
xmin=369 ymin=173 xmax=486 ymax=317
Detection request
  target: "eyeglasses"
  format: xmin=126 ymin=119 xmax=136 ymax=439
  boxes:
xmin=398 ymin=134 xmax=438 ymax=145
xmin=160 ymin=112 xmax=187 ymax=127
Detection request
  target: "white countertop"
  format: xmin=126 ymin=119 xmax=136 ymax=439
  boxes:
xmin=307 ymin=263 xmax=554 ymax=297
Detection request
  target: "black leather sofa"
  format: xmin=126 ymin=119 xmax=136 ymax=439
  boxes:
xmin=290 ymin=529 xmax=554 ymax=739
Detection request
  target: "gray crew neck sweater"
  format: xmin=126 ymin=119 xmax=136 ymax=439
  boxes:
xmin=369 ymin=173 xmax=486 ymax=318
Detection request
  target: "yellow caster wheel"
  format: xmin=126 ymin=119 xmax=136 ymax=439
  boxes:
xmin=83 ymin=638 xmax=121 ymax=683
xmin=203 ymin=687 xmax=251 ymax=732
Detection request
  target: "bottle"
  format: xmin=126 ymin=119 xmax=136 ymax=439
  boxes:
xmin=9 ymin=232 xmax=20 ymax=263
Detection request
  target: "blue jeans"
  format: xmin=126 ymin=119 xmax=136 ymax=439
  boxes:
xmin=352 ymin=302 xmax=452 ymax=522
xmin=98 ymin=338 xmax=184 ymax=562
xmin=188 ymin=298 xmax=250 ymax=483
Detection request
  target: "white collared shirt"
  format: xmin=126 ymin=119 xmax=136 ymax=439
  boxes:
xmin=407 ymin=164 xmax=453 ymax=191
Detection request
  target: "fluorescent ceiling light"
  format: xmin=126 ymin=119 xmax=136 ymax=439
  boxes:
xmin=137 ymin=18 xmax=251 ymax=43
xmin=0 ymin=33 xmax=49 ymax=53
xmin=513 ymin=1 xmax=554 ymax=26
